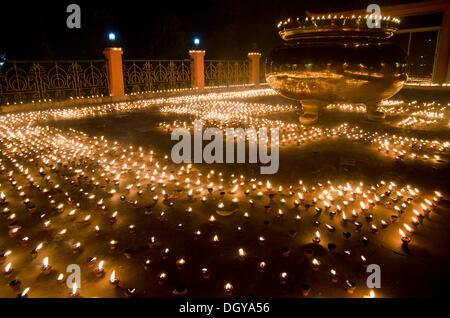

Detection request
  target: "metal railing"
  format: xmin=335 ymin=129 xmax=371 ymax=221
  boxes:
xmin=204 ymin=60 xmax=249 ymax=87
xmin=0 ymin=58 xmax=266 ymax=106
xmin=0 ymin=60 xmax=109 ymax=105
xmin=123 ymin=59 xmax=191 ymax=93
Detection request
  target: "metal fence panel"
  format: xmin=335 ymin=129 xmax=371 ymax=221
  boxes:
xmin=0 ymin=60 xmax=108 ymax=105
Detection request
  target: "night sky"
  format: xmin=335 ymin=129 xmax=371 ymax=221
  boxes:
xmin=0 ymin=0 xmax=442 ymax=60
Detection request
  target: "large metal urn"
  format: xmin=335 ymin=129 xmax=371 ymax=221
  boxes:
xmin=266 ymin=15 xmax=408 ymax=124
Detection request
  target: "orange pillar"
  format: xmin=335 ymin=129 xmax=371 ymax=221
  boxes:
xmin=103 ymin=47 xmax=125 ymax=96
xmin=189 ymin=50 xmax=205 ymax=89
xmin=433 ymin=8 xmax=450 ymax=83
xmin=248 ymin=52 xmax=262 ymax=85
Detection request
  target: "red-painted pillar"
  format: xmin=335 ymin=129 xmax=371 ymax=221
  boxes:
xmin=433 ymin=8 xmax=450 ymax=84
xmin=189 ymin=50 xmax=205 ymax=89
xmin=248 ymin=52 xmax=262 ymax=85
xmin=103 ymin=47 xmax=125 ymax=96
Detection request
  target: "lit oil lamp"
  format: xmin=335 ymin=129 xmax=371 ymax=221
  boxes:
xmin=148 ymin=236 xmax=156 ymax=248
xmin=158 ymin=272 xmax=167 ymax=285
xmin=412 ymin=208 xmax=424 ymax=220
xmin=110 ymin=211 xmax=118 ymax=223
xmin=144 ymin=259 xmax=152 ymax=270
xmin=312 ymin=259 xmax=320 ymax=271
xmin=420 ymin=203 xmax=429 ymax=214
xmin=371 ymin=224 xmax=379 ymax=234
xmin=95 ymin=260 xmax=104 ymax=277
xmin=70 ymin=283 xmax=79 ymax=297
xmin=202 ymin=268 xmax=211 ymax=279
xmin=360 ymin=201 xmax=368 ymax=213
xmin=2 ymin=207 xmax=10 ymax=216
xmin=83 ymin=215 xmax=91 ymax=224
xmin=344 ymin=250 xmax=352 ymax=259
xmin=0 ymin=192 xmax=6 ymax=204
xmin=212 ymin=234 xmax=220 ymax=246
xmin=330 ymin=269 xmax=338 ymax=283
xmin=18 ymin=287 xmax=30 ymax=298
xmin=176 ymin=258 xmax=186 ymax=270
xmin=399 ymin=229 xmax=411 ymax=247
xmin=94 ymin=225 xmax=101 ymax=236
xmin=157 ymin=211 xmax=167 ymax=222
xmin=41 ymin=257 xmax=52 ymax=275
xmin=312 ymin=231 xmax=321 ymax=245
xmin=434 ymin=191 xmax=443 ymax=202
xmin=87 ymin=257 xmax=97 ymax=268
xmin=345 ymin=280 xmax=356 ymax=294
xmin=342 ymin=212 xmax=347 ymax=224
xmin=424 ymin=199 xmax=436 ymax=210
xmin=193 ymin=230 xmax=202 ymax=240
xmin=128 ymin=224 xmax=136 ymax=234
xmin=355 ymin=222 xmax=363 ymax=231
xmin=30 ymin=243 xmax=43 ymax=258
xmin=161 ymin=248 xmax=170 ymax=260
xmin=8 ymin=227 xmax=19 ymax=238
xmin=258 ymin=236 xmax=266 ymax=246
xmin=279 ymin=272 xmax=288 ymax=284
xmin=4 ymin=262 xmax=13 ymax=278
xmin=238 ymin=248 xmax=246 ymax=260
xmin=224 ymin=282 xmax=234 ymax=295
xmin=68 ymin=209 xmax=77 ymax=220
xmin=404 ymin=223 xmax=414 ymax=233
xmin=0 ymin=250 xmax=11 ymax=264
xmin=72 ymin=242 xmax=81 ymax=254
xmin=258 ymin=261 xmax=267 ymax=273
xmin=361 ymin=255 xmax=368 ymax=268
xmin=110 ymin=270 xmax=119 ymax=287
xmin=110 ymin=240 xmax=119 ymax=250
xmin=42 ymin=220 xmax=52 ymax=231
xmin=57 ymin=229 xmax=67 ymax=240
xmin=57 ymin=273 xmax=65 ymax=285
xmin=364 ymin=290 xmax=376 ymax=298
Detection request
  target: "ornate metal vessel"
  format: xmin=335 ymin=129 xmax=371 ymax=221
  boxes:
xmin=266 ymin=15 xmax=407 ymax=124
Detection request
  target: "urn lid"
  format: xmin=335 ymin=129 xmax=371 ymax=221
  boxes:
xmin=277 ymin=14 xmax=400 ymax=42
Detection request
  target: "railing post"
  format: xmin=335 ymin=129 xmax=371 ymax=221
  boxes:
xmin=103 ymin=47 xmax=125 ymax=97
xmin=189 ymin=50 xmax=205 ymax=89
xmin=248 ymin=52 xmax=262 ymax=86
